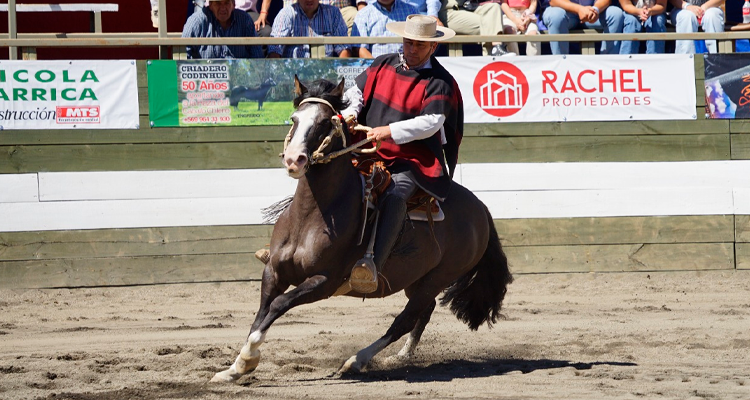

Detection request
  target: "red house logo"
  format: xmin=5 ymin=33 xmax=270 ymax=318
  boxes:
xmin=472 ymin=62 xmax=529 ymax=118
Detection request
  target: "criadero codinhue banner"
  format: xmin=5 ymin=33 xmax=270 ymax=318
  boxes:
xmin=0 ymin=60 xmax=139 ymax=130
xmin=440 ymin=54 xmax=697 ymax=122
xmin=146 ymin=59 xmax=371 ymax=128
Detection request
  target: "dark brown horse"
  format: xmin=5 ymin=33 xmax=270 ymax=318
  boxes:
xmin=211 ymin=77 xmax=512 ymax=382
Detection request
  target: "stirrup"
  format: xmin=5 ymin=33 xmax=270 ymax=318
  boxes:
xmin=255 ymin=248 xmax=270 ymax=264
xmin=349 ymin=256 xmax=377 ymax=294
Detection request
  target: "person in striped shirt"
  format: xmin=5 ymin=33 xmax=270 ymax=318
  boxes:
xmin=268 ymin=0 xmax=354 ymax=57
xmin=351 ymin=0 xmax=419 ymax=58
xmin=182 ymin=0 xmax=264 ymax=59
xmin=257 ymin=0 xmax=364 ymax=34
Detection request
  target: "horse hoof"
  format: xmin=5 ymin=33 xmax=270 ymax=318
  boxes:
xmin=338 ymin=355 xmax=365 ymax=375
xmin=210 ymin=369 xmax=241 ymax=383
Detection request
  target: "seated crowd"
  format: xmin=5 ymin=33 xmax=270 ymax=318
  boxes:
xmin=180 ymin=0 xmax=735 ymax=58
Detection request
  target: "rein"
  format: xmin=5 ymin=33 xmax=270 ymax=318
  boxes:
xmin=282 ymin=97 xmax=381 ymax=165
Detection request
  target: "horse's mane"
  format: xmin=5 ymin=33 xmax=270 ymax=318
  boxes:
xmin=293 ymin=79 xmax=350 ymax=112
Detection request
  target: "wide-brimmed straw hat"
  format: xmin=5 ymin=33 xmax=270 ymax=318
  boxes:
xmin=386 ymin=14 xmax=455 ymax=42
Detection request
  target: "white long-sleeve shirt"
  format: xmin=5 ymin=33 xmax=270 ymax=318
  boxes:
xmin=341 ymin=71 xmax=448 ymax=145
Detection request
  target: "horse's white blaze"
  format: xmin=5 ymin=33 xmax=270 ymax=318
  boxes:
xmin=284 ymin=107 xmax=317 ymax=177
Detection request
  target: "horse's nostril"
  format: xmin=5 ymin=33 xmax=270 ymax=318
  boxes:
xmin=297 ymin=155 xmax=307 ymax=164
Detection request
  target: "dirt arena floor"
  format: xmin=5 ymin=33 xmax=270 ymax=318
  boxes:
xmin=1 ymin=270 xmax=749 ymax=400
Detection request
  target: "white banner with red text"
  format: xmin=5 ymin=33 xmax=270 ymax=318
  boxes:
xmin=0 ymin=60 xmax=139 ymax=130
xmin=439 ymin=55 xmax=696 ymax=123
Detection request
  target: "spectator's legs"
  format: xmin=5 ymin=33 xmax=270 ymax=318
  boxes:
xmin=645 ymin=13 xmax=666 ymax=54
xmin=621 ymin=13 xmax=641 ymax=54
xmin=525 ymin=21 xmax=541 ymax=56
xmin=542 ymin=6 xmax=575 ymax=54
xmin=339 ymin=6 xmax=358 ymax=36
xmin=445 ymin=5 xmax=504 ymax=55
xmin=671 ymin=8 xmax=698 ymax=54
xmin=476 ymin=3 xmax=506 ymax=55
xmin=701 ymin=7 xmax=724 ymax=54
xmin=585 ymin=5 xmax=623 ymax=54
xmin=502 ymin=10 xmax=520 ymax=54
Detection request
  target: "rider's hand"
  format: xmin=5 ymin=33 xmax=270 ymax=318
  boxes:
xmin=367 ymin=126 xmax=392 ymax=142
xmin=344 ymin=115 xmax=357 ymax=133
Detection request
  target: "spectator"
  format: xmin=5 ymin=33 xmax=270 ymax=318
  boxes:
xmin=500 ymin=0 xmax=541 ymax=55
xmin=619 ymin=0 xmax=667 ymax=53
xmin=402 ymin=0 xmax=442 ymax=19
xmin=258 ymin=0 xmax=361 ymax=33
xmin=268 ymin=0 xmax=353 ymax=58
xmin=439 ymin=0 xmax=514 ymax=56
xmin=150 ymin=0 xmax=159 ymax=28
xmin=188 ymin=0 xmax=206 ymax=21
xmin=235 ymin=0 xmax=273 ymax=36
xmin=182 ymin=0 xmax=264 ymax=59
xmin=668 ymin=0 xmax=725 ymax=54
xmin=541 ymin=0 xmax=625 ymax=54
xmin=351 ymin=0 xmax=419 ymax=57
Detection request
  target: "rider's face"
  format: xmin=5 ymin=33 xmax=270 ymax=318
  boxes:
xmin=402 ymin=38 xmax=437 ymax=68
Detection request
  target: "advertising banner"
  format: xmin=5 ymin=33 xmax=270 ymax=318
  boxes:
xmin=148 ymin=55 xmax=697 ymax=127
xmin=0 ymin=60 xmax=139 ymax=130
xmin=147 ymin=59 xmax=372 ymax=127
xmin=704 ymin=53 xmax=750 ymax=119
xmin=440 ymin=54 xmax=697 ymax=123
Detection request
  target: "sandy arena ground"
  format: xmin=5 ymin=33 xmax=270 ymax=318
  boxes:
xmin=1 ymin=270 xmax=749 ymax=400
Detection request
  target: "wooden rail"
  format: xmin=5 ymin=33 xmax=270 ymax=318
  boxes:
xmin=1 ymin=31 xmax=749 ymax=59
xmin=1 ymin=3 xmax=119 ymax=59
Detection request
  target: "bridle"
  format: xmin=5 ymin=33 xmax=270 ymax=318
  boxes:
xmin=281 ymin=97 xmax=380 ymax=165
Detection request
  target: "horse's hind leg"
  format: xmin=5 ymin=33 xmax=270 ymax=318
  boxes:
xmin=338 ymin=293 xmax=437 ymax=374
xmin=396 ymin=299 xmax=435 ymax=358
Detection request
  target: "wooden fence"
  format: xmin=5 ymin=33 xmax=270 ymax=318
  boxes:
xmin=1 ymin=53 xmax=749 ymax=288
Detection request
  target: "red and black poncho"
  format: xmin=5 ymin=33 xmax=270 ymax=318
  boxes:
xmin=354 ymin=53 xmax=464 ymax=201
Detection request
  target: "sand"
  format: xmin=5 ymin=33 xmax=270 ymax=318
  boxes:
xmin=1 ymin=270 xmax=749 ymax=400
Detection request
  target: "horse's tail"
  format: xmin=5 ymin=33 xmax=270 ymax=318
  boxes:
xmin=440 ymin=207 xmax=513 ymax=331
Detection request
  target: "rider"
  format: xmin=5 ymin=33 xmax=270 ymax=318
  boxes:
xmin=341 ymin=14 xmax=464 ymax=294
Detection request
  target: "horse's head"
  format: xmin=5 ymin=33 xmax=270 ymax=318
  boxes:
xmin=282 ymin=75 xmax=348 ymax=178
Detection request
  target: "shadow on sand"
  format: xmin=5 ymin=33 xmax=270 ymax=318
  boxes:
xmin=337 ymin=358 xmax=638 ymax=383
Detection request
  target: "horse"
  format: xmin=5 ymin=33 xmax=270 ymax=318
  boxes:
xmin=211 ymin=76 xmax=513 ymax=382
xmin=229 ymin=77 xmax=277 ymax=111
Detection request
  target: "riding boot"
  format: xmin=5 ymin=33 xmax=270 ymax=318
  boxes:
xmin=350 ymin=195 xmax=407 ymax=294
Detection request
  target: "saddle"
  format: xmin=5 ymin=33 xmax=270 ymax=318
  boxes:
xmin=352 ymin=155 xmax=444 ymax=245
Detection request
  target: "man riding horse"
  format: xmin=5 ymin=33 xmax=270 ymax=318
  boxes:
xmin=342 ymin=14 xmax=463 ymax=294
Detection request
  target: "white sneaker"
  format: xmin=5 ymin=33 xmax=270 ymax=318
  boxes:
xmin=491 ymin=44 xmax=517 ymax=57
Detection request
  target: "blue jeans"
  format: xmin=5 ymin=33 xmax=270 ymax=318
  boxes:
xmin=671 ymin=7 xmax=724 ymax=54
xmin=542 ymin=6 xmax=625 ymax=54
xmin=621 ymin=13 xmax=666 ymax=54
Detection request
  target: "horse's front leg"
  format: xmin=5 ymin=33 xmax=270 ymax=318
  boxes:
xmin=211 ymin=273 xmax=332 ymax=383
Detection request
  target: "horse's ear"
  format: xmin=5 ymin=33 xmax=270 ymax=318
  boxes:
xmin=331 ymin=78 xmax=346 ymax=98
xmin=294 ymin=75 xmax=307 ymax=97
